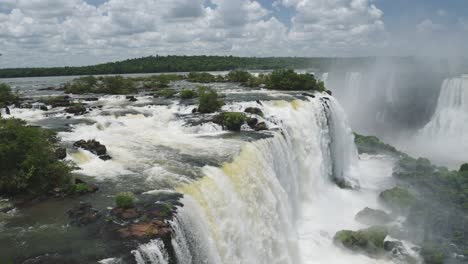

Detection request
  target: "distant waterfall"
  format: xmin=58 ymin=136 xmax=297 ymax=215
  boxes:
xmin=169 ymin=96 xmax=362 ymax=264
xmin=420 ymin=76 xmax=468 ymax=138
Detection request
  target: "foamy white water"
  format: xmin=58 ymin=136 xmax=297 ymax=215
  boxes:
xmin=7 ymin=92 xmax=405 ymax=263
xmin=410 ymin=75 xmax=468 ymax=167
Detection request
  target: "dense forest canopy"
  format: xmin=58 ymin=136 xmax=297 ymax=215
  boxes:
xmin=0 ymin=55 xmax=378 ymax=78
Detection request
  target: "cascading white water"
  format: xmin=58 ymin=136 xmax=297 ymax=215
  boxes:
xmin=413 ymin=75 xmax=468 ymax=167
xmin=420 ymin=76 xmax=468 ymax=138
xmin=169 ymin=96 xmax=392 ymax=264
xmin=8 ymin=93 xmax=399 ymax=263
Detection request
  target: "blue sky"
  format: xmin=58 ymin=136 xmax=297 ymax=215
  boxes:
xmin=0 ymin=0 xmax=467 ymax=67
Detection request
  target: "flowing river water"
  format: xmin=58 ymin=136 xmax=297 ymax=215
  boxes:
xmin=0 ymin=76 xmax=420 ymax=263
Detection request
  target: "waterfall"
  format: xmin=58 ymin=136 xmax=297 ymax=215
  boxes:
xmin=420 ymin=76 xmax=468 ymax=138
xmin=169 ymin=96 xmax=369 ymax=264
xmin=413 ymin=75 xmax=468 ymax=167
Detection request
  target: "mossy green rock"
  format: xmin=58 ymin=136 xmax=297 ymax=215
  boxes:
xmin=379 ymin=187 xmax=415 ymax=211
xmin=334 ymin=226 xmax=388 ymax=256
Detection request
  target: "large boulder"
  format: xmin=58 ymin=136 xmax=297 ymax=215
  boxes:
xmin=244 ymin=107 xmax=263 ymax=117
xmin=254 ymin=122 xmax=268 ymax=131
xmin=67 ymin=202 xmax=101 ymax=226
xmin=334 ymin=226 xmax=388 ymax=257
xmin=73 ymin=139 xmax=108 ymax=157
xmin=55 ymin=148 xmax=67 ymax=160
xmin=379 ymin=187 xmax=415 ymax=212
xmin=355 ymin=207 xmax=392 ymax=225
xmin=65 ymin=104 xmax=86 ymax=115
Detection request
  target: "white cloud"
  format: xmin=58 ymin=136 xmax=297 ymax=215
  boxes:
xmin=416 ymin=19 xmax=443 ymax=33
xmin=0 ymin=0 xmax=391 ymax=67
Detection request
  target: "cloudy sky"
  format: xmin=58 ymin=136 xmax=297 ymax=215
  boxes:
xmin=0 ymin=0 xmax=467 ymax=68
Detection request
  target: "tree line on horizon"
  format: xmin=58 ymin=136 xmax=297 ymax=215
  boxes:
xmin=0 ymin=55 xmax=376 ymax=78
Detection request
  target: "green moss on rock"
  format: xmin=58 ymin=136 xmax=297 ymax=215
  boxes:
xmin=379 ymin=187 xmax=415 ymax=211
xmin=334 ymin=226 xmax=388 ymax=256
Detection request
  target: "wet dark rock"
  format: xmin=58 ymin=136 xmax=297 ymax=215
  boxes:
xmin=67 ymin=202 xmax=101 ymax=226
xmin=22 ymin=254 xmax=79 ymax=264
xmin=73 ymin=139 xmax=107 ymax=156
xmin=39 ymin=105 xmax=48 ymax=111
xmin=244 ymin=107 xmax=263 ymax=116
xmin=50 ymin=100 xmax=71 ymax=108
xmin=326 ymin=90 xmax=333 ymax=95
xmin=302 ymin=93 xmax=315 ymax=98
xmin=256 ymin=100 xmax=263 ymax=105
xmin=254 ymin=122 xmax=268 ymax=131
xmin=0 ymin=200 xmax=14 ymax=213
xmin=99 ymin=154 xmax=112 ymax=161
xmin=355 ymin=207 xmax=392 ymax=225
xmin=55 ymin=148 xmax=67 ymax=160
xmin=65 ymin=104 xmax=86 ymax=115
xmin=247 ymin=117 xmax=258 ymax=129
xmin=19 ymin=103 xmax=33 ymax=109
xmin=384 ymin=240 xmax=404 ymax=252
xmin=126 ymin=96 xmax=138 ymax=102
xmin=192 ymin=108 xmax=198 ymax=113
xmin=4 ymin=106 xmax=10 ymax=115
xmin=66 ymin=116 xmax=72 ymax=119
xmin=83 ymin=97 xmax=99 ymax=102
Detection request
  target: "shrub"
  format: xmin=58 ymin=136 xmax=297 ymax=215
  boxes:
xmin=0 ymin=83 xmax=17 ymax=107
xmin=73 ymin=183 xmax=92 ymax=194
xmin=187 ymin=72 xmax=217 ymax=83
xmin=179 ymin=89 xmax=197 ymax=99
xmin=155 ymin=88 xmax=177 ymax=98
xmin=115 ymin=192 xmax=135 ymax=209
xmin=198 ymin=87 xmax=224 ymax=113
xmin=265 ymin=69 xmax=325 ymax=91
xmin=220 ymin=112 xmax=247 ymax=131
xmin=64 ymin=76 xmax=98 ymax=94
xmin=98 ymin=76 xmax=136 ymax=94
xmin=226 ymin=70 xmax=252 ymax=83
xmin=0 ymin=118 xmax=72 ymax=195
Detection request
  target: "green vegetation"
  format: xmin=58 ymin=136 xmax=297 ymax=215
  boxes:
xmin=420 ymin=244 xmax=445 ymax=264
xmin=197 ymin=87 xmax=224 ymax=113
xmin=219 ymin=112 xmax=247 ymax=131
xmin=226 ymin=70 xmax=251 ymax=83
xmin=155 ymin=88 xmax=177 ymax=98
xmin=334 ymin=226 xmax=388 ymax=256
xmin=0 ymin=118 xmax=72 ymax=195
xmin=354 ymin=133 xmax=399 ymax=155
xmin=379 ymin=187 xmax=416 ymax=211
xmin=64 ymin=76 xmax=136 ymax=94
xmin=0 ymin=83 xmax=17 ymax=107
xmin=71 ymin=183 xmax=93 ymax=194
xmin=0 ymin=55 xmax=352 ymax=78
xmin=265 ymin=69 xmax=326 ymax=91
xmin=187 ymin=72 xmax=218 ymax=83
xmin=354 ymin=134 xmax=468 ymax=260
xmin=115 ymin=192 xmax=135 ymax=209
xmin=179 ymin=89 xmax=198 ymax=99
xmin=140 ymin=74 xmax=183 ymax=89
